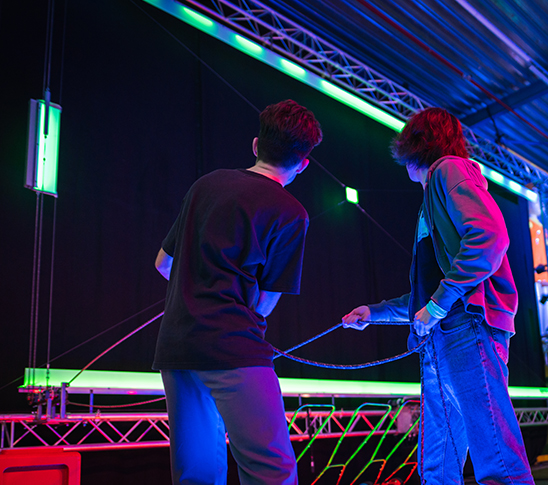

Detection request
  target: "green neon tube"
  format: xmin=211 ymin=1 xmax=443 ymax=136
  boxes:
xmin=22 ymin=369 xmax=548 ymax=399
xmin=26 ymin=100 xmax=61 ymax=196
xmin=474 ymin=160 xmax=538 ymax=202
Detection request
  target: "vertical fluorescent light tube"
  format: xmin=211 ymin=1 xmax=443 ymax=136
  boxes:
xmin=26 ymin=99 xmax=61 ymax=197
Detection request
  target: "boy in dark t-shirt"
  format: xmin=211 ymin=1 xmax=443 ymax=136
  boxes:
xmin=153 ymin=100 xmax=322 ymax=485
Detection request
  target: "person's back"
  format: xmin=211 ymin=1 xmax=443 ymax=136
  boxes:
xmin=153 ymin=99 xmax=322 ymax=485
xmin=154 ymin=168 xmax=308 ymax=370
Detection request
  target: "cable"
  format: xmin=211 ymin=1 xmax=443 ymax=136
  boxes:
xmin=46 ymin=198 xmax=58 ymax=388
xmin=30 ymin=193 xmax=45 ymax=388
xmin=28 ymin=193 xmax=40 ymax=383
xmin=48 ymin=299 xmax=165 ymax=364
xmin=67 ymin=311 xmax=164 ymax=385
xmin=131 ymin=0 xmax=411 ymax=259
xmin=355 ymin=203 xmax=411 ymax=257
xmin=58 ymin=0 xmax=69 ymax=105
xmin=42 ymin=0 xmax=55 ymax=96
xmin=1 ymin=300 xmax=165 ymax=392
xmin=309 ymin=200 xmax=346 ymax=222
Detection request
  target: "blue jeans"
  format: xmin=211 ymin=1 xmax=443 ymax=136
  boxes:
xmin=161 ymin=367 xmax=298 ymax=485
xmin=419 ymin=312 xmax=534 ymax=484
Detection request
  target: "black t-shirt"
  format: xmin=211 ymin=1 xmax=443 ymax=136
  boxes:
xmin=152 ymin=169 xmax=308 ymax=370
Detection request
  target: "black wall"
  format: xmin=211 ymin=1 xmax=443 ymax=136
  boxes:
xmin=0 ymin=0 xmax=543 ymax=415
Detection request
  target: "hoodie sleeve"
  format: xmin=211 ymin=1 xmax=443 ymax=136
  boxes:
xmin=429 ymin=162 xmax=510 ymax=311
xmin=369 ymin=293 xmax=411 ymax=322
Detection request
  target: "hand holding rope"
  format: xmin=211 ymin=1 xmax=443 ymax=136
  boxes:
xmin=273 ymin=320 xmax=430 ymax=369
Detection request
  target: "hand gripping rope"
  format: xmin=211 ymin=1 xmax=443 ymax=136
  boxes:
xmin=272 ymin=320 xmax=430 ymax=369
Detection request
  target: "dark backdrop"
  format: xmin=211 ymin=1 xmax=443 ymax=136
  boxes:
xmin=0 ymin=0 xmax=543 ymax=416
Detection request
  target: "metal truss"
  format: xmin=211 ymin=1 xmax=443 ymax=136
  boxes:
xmin=2 ymin=405 xmax=546 ymax=451
xmin=0 ymin=402 xmax=422 ymax=483
xmin=0 ymin=406 xmax=403 ymax=452
xmin=179 ymin=0 xmax=548 ymax=191
xmin=183 ymin=0 xmax=426 ymax=119
xmin=464 ymin=126 xmax=548 ymax=189
xmin=0 ymin=413 xmax=171 ymax=452
xmin=516 ymin=408 xmax=548 ymax=427
xmin=3 ymin=404 xmax=546 ymax=484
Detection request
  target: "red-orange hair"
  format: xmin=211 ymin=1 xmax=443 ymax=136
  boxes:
xmin=391 ymin=107 xmax=469 ymax=169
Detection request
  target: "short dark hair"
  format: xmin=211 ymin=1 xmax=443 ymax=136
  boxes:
xmin=391 ymin=107 xmax=469 ymax=169
xmin=258 ymin=99 xmax=323 ymax=169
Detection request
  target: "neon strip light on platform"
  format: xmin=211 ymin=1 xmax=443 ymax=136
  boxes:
xmin=21 ymin=368 xmax=548 ymax=399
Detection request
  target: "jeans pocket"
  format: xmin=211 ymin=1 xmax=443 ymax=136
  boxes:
xmin=439 ymin=311 xmax=474 ymax=335
xmin=490 ymin=327 xmax=510 ymax=364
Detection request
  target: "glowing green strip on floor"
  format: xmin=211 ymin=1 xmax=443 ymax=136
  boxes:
xmin=21 ymin=369 xmax=548 ymax=399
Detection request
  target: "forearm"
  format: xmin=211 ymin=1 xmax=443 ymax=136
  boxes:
xmin=255 ymin=290 xmax=282 ymax=318
xmin=155 ymin=248 xmax=173 ymax=280
xmin=369 ymin=293 xmax=411 ymax=322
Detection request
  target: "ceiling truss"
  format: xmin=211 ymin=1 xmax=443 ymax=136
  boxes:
xmin=179 ymin=0 xmax=548 ymax=194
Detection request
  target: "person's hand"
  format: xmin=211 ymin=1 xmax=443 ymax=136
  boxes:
xmin=413 ymin=305 xmax=440 ymax=336
xmin=342 ymin=305 xmax=370 ymax=330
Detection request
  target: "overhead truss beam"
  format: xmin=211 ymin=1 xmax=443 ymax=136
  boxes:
xmin=462 ymin=80 xmax=548 ymax=126
xmin=159 ymin=0 xmax=548 ymax=193
xmin=182 ymin=0 xmax=427 ymax=119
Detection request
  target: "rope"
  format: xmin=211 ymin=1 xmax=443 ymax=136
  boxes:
xmin=46 ymin=197 xmax=58 ymax=388
xmin=67 ymin=311 xmax=164 ymax=385
xmin=430 ymin=330 xmax=464 ymax=484
xmin=273 ymin=323 xmax=344 ymax=360
xmin=273 ymin=320 xmax=429 ymax=369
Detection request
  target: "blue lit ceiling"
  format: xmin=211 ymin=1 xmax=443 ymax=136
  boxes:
xmin=258 ymin=0 xmax=548 ymax=173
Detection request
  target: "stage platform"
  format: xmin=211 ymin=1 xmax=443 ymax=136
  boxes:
xmin=1 ymin=368 xmax=547 ymax=484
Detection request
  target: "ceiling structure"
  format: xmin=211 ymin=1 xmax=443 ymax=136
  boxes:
xmin=266 ymin=0 xmax=548 ymax=171
xmin=158 ymin=0 xmax=548 ymax=196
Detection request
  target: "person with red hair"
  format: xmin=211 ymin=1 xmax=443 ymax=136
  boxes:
xmin=343 ymin=108 xmax=534 ymax=484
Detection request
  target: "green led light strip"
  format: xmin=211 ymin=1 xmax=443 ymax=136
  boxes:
xmin=143 ymin=0 xmax=536 ymax=203
xmin=25 ymin=99 xmax=61 ymax=196
xmin=143 ymin=0 xmax=404 ymax=133
xmin=21 ymin=368 xmax=548 ymax=399
xmin=474 ymin=160 xmax=538 ymax=202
